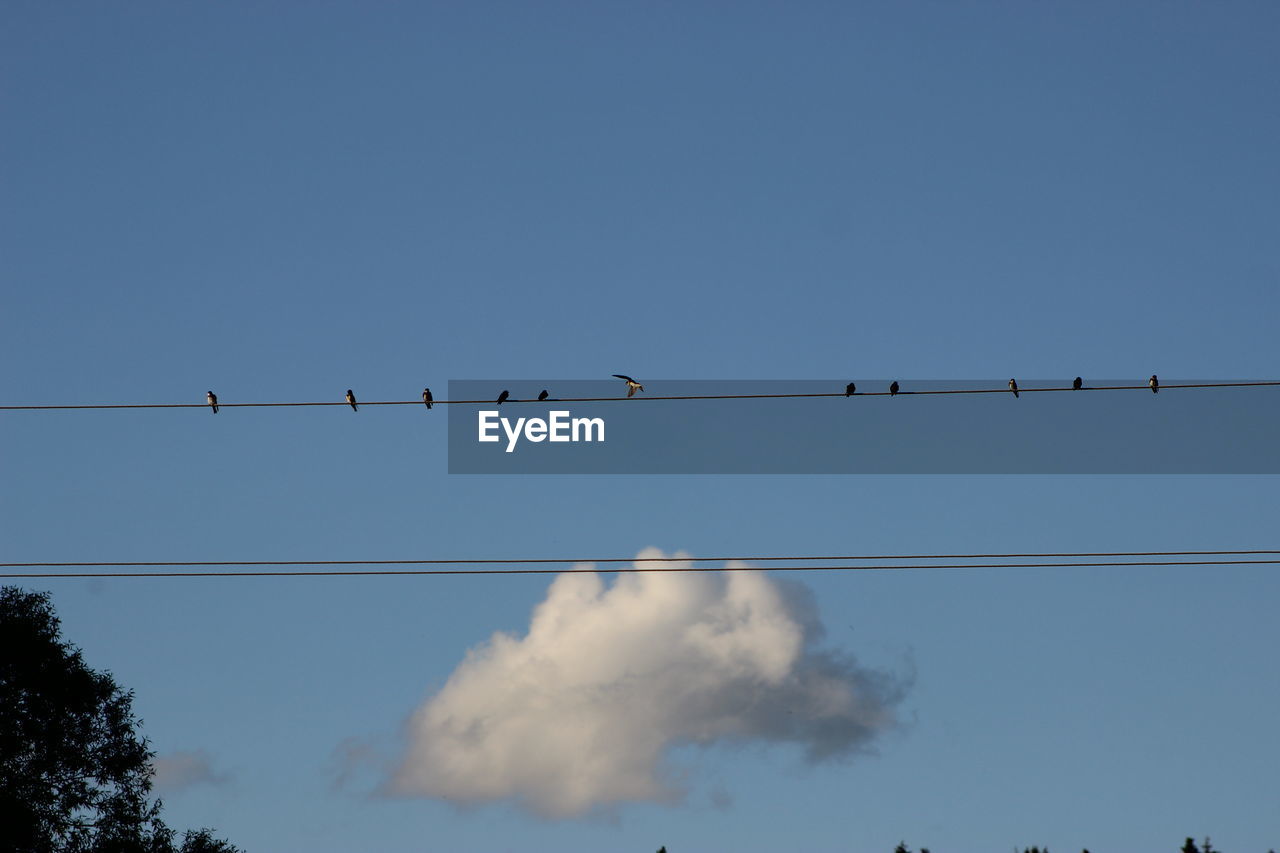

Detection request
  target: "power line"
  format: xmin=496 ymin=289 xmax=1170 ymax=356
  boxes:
xmin=2 ymin=381 xmax=1277 ymax=411
xmin=5 ymin=559 xmax=1277 ymax=579
xmin=3 ymin=548 xmax=1277 ymax=569
xmin=4 ymin=551 xmax=1277 ymax=579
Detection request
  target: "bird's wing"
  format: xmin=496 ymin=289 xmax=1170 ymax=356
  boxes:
xmin=613 ymin=374 xmax=635 ymax=382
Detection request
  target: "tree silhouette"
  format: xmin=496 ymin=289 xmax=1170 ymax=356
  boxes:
xmin=0 ymin=586 xmax=239 ymax=853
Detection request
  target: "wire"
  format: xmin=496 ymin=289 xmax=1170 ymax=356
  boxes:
xmin=2 ymin=381 xmax=1276 ymax=410
xmin=4 ymin=551 xmax=1277 ymax=578
xmin=5 ymin=559 xmax=1278 ymax=578
xmin=3 ymin=548 xmax=1277 ymax=569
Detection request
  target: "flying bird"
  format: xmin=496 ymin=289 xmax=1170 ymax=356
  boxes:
xmin=346 ymin=390 xmax=358 ymax=411
xmin=889 ymin=381 xmax=900 ymax=396
xmin=613 ymin=374 xmax=644 ymax=397
xmin=1073 ymin=376 xmax=1083 ymax=390
xmin=1149 ymin=374 xmax=1159 ymax=394
xmin=1009 ymin=378 xmax=1019 ymax=398
xmin=538 ymin=390 xmax=549 ymax=401
xmin=423 ymin=388 xmax=433 ymax=409
xmin=845 ymin=382 xmax=856 ymax=396
xmin=206 ymin=391 xmax=218 ymax=414
xmin=496 ymin=390 xmax=510 ymax=404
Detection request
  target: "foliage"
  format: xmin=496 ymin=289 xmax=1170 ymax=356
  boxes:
xmin=0 ymin=587 xmax=240 ymax=853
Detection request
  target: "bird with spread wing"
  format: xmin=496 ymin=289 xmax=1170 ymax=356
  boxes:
xmin=613 ymin=374 xmax=644 ymax=397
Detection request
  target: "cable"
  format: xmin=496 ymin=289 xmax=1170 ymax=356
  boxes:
xmin=4 ymin=554 xmax=1277 ymax=579
xmin=5 ymin=559 xmax=1278 ymax=578
xmin=2 ymin=381 xmax=1277 ymax=410
xmin=3 ymin=547 xmax=1277 ymax=569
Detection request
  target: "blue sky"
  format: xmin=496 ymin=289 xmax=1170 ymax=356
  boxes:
xmin=2 ymin=3 xmax=1278 ymax=852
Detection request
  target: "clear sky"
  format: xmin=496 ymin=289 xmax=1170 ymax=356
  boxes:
xmin=2 ymin=3 xmax=1278 ymax=852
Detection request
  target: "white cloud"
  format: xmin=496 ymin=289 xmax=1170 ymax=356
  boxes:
xmin=385 ymin=548 xmax=907 ymax=817
xmin=151 ymin=749 xmax=228 ymax=795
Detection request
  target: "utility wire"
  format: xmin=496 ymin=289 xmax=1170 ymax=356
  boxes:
xmin=4 ymin=552 xmax=1277 ymax=579
xmin=4 ymin=559 xmax=1278 ymax=579
xmin=2 ymin=381 xmax=1277 ymax=410
xmin=3 ymin=548 xmax=1277 ymax=569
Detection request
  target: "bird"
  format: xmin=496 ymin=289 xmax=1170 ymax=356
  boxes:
xmin=423 ymin=388 xmax=433 ymax=409
xmin=206 ymin=391 xmax=218 ymax=414
xmin=845 ymin=382 xmax=856 ymax=396
xmin=346 ymin=389 xmax=358 ymax=411
xmin=538 ymin=390 xmax=549 ymax=401
xmin=496 ymin=390 xmax=510 ymax=404
xmin=1149 ymin=374 xmax=1159 ymax=394
xmin=889 ymin=381 xmax=900 ymax=396
xmin=1009 ymin=378 xmax=1019 ymax=398
xmin=613 ymin=374 xmax=644 ymax=397
xmin=1073 ymin=376 xmax=1083 ymax=390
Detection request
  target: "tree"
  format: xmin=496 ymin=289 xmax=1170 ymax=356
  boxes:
xmin=0 ymin=587 xmax=239 ymax=853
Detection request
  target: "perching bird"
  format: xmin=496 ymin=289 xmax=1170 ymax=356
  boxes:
xmin=206 ymin=391 xmax=218 ymax=414
xmin=346 ymin=390 xmax=358 ymax=411
xmin=1009 ymin=378 xmax=1019 ymax=398
xmin=497 ymin=390 xmax=510 ymax=404
xmin=1073 ymin=376 xmax=1083 ymax=390
xmin=423 ymin=388 xmax=433 ymax=409
xmin=845 ymin=382 xmax=856 ymax=396
xmin=889 ymin=381 xmax=900 ymax=396
xmin=538 ymin=390 xmax=549 ymax=401
xmin=613 ymin=374 xmax=644 ymax=397
xmin=1149 ymin=374 xmax=1159 ymax=394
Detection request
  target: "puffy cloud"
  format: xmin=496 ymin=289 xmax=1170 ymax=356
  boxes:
xmin=150 ymin=749 xmax=228 ymax=795
xmin=385 ymin=549 xmax=908 ymax=817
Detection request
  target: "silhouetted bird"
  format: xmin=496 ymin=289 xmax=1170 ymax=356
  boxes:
xmin=613 ymin=374 xmax=644 ymax=397
xmin=1073 ymin=376 xmax=1083 ymax=390
xmin=845 ymin=382 xmax=856 ymax=396
xmin=346 ymin=390 xmax=358 ymax=411
xmin=206 ymin=391 xmax=218 ymax=414
xmin=1009 ymin=378 xmax=1019 ymax=398
xmin=538 ymin=390 xmax=549 ymax=401
xmin=496 ymin=390 xmax=509 ymax=404
xmin=889 ymin=381 xmax=900 ymax=396
xmin=423 ymin=388 xmax=433 ymax=409
xmin=1149 ymin=374 xmax=1159 ymax=394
